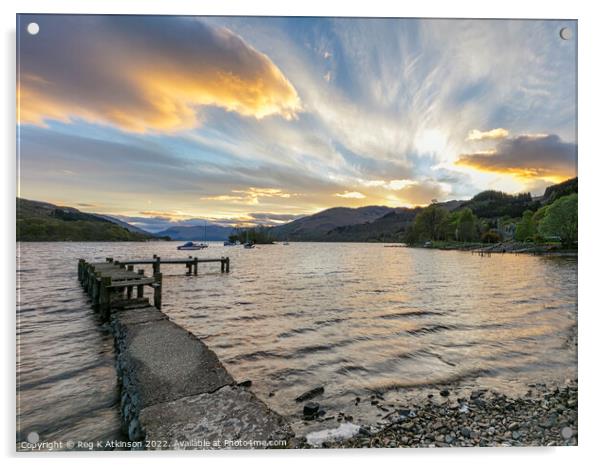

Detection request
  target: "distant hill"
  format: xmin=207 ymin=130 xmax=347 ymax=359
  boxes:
xmin=268 ymin=177 xmax=578 ymax=242
xmin=98 ymin=215 xmax=155 ymax=236
xmin=156 ymin=225 xmax=234 ymax=241
xmin=542 ymin=177 xmax=578 ymax=204
xmin=455 ymin=177 xmax=577 ymax=219
xmin=455 ymin=191 xmax=539 ymax=219
xmin=270 ymin=206 xmax=398 ymax=241
xmin=17 ymin=198 xmax=156 ymax=241
xmin=322 ymin=208 xmax=421 ymax=242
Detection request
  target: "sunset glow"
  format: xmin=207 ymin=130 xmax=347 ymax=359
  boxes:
xmin=17 ymin=15 xmax=577 ymax=231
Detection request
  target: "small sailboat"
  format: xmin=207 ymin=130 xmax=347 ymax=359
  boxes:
xmin=243 ymin=229 xmax=254 ymax=248
xmin=197 ymin=222 xmax=209 ymax=249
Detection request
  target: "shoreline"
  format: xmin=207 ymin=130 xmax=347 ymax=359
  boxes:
xmin=407 ymin=241 xmax=577 ymax=256
xmin=298 ymin=381 xmax=577 ymax=448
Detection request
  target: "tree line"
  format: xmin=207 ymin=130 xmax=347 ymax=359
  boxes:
xmin=404 ymin=192 xmax=577 ymax=248
xmin=228 ymin=226 xmax=275 ymax=244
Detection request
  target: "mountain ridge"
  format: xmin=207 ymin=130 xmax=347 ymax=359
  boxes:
xmin=17 ymin=198 xmax=156 ymax=241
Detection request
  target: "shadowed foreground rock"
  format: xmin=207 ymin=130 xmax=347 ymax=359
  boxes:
xmin=110 ymin=305 xmax=292 ymax=449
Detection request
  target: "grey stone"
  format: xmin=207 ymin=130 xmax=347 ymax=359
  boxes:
xmin=116 ymin=318 xmax=234 ymax=411
xmin=303 ymin=402 xmax=320 ymax=418
xmin=140 ymin=385 xmax=293 ymax=449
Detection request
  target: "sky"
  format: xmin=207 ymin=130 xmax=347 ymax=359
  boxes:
xmin=17 ymin=15 xmax=577 ymax=232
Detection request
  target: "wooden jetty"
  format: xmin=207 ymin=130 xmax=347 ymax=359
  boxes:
xmin=78 ymin=255 xmax=230 ymax=320
xmin=77 ymin=255 xmax=292 ymax=449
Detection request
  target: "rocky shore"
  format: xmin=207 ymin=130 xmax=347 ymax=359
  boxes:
xmin=299 ymin=381 xmax=577 ymax=448
xmin=418 ymin=240 xmax=577 ymax=256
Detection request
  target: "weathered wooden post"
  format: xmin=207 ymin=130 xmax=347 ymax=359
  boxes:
xmin=126 ymin=265 xmax=134 ymax=299
xmin=78 ymin=259 xmax=84 ymax=282
xmin=87 ymin=265 xmax=95 ymax=293
xmin=153 ymin=256 xmax=161 ymax=276
xmin=154 ymin=273 xmax=162 ymax=310
xmin=221 ymin=257 xmax=225 ymax=273
xmin=193 ymin=258 xmax=198 ymax=275
xmin=137 ymin=269 xmax=144 ymax=298
xmin=226 ymin=257 xmax=230 ymax=273
xmin=92 ymin=273 xmax=101 ymax=306
xmin=99 ymin=276 xmax=112 ymax=321
xmin=82 ymin=263 xmax=87 ymax=286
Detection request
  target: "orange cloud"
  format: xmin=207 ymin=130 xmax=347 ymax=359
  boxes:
xmin=456 ymin=134 xmax=576 ymax=183
xmin=18 ymin=17 xmax=301 ymax=133
xmin=201 ymin=187 xmax=294 ymax=205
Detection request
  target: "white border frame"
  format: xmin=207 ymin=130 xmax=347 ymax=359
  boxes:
xmin=3 ymin=1 xmax=600 ymax=465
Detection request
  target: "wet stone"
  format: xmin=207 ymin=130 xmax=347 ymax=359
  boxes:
xmin=303 ymin=402 xmax=320 ymax=419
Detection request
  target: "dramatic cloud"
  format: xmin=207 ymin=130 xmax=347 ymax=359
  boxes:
xmin=17 ymin=16 xmax=577 ymax=216
xmin=456 ymin=134 xmax=577 ymax=182
xmin=466 ymin=128 xmax=509 ymax=141
xmin=18 ymin=16 xmax=301 ymax=132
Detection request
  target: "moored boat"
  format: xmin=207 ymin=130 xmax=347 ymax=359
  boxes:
xmin=177 ymin=241 xmax=207 ymax=250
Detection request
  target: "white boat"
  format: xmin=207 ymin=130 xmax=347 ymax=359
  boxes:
xmin=178 ymin=222 xmax=209 ymax=250
xmin=177 ymin=241 xmax=206 ymax=250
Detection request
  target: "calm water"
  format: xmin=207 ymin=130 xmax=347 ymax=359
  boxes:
xmin=16 ymin=241 xmax=577 ymax=444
